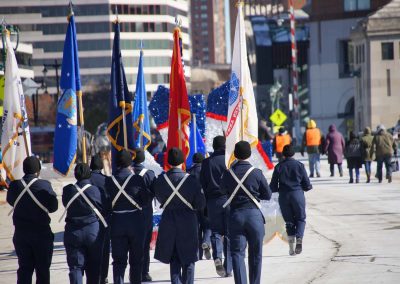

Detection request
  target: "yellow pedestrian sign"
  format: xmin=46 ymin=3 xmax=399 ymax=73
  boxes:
xmin=270 ymin=109 xmax=287 ymax=126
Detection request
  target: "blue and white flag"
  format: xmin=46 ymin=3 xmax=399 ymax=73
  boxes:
xmin=132 ymin=50 xmax=151 ymax=149
xmin=186 ymin=116 xmax=206 ymax=169
xmin=53 ymin=13 xmax=79 ymax=175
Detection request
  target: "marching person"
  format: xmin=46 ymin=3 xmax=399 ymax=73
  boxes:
xmin=371 ymin=124 xmax=397 ymax=183
xmin=360 ymin=127 xmax=374 ymax=183
xmin=200 ymin=136 xmax=232 ymax=277
xmin=7 ymin=156 xmax=58 ymax=284
xmin=325 ymin=124 xmax=345 ymax=177
xmin=345 ymin=131 xmax=363 ymax=184
xmin=62 ymin=163 xmax=108 ymax=284
xmin=105 ymin=150 xmax=151 ymax=284
xmin=270 ymin=145 xmax=312 ymax=256
xmin=273 ymin=127 xmax=291 ymax=162
xmin=153 ymin=148 xmax=205 ymax=284
xmin=188 ymin=153 xmax=212 ymax=260
xmin=301 ymin=119 xmax=324 ymax=177
xmin=132 ymin=148 xmax=156 ymax=282
xmin=220 ymin=141 xmax=272 ymax=284
xmin=90 ymin=154 xmax=111 ymax=284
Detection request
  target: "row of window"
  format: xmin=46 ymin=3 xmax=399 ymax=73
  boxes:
xmin=0 ymin=4 xmax=109 ymax=17
xmin=344 ymin=0 xmax=370 ymax=12
xmin=0 ymin=51 xmax=32 ymax=68
xmin=110 ymin=4 xmax=187 ymax=18
xmin=119 ymin=22 xmax=188 ymax=34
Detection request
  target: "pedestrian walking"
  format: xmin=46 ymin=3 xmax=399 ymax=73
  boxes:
xmin=62 ymin=163 xmax=108 ymax=284
xmin=105 ymin=150 xmax=152 ymax=284
xmin=132 ymin=148 xmax=156 ymax=282
xmin=200 ymin=136 xmax=233 ymax=277
xmin=153 ymin=148 xmax=206 ymax=284
xmin=301 ymin=119 xmax=324 ymax=177
xmin=90 ymin=154 xmax=111 ymax=284
xmin=371 ymin=124 xmax=397 ymax=183
xmin=7 ymin=156 xmax=58 ymax=284
xmin=220 ymin=141 xmax=272 ymax=284
xmin=188 ymin=153 xmax=212 ymax=260
xmin=270 ymin=145 xmax=312 ymax=256
xmin=360 ymin=127 xmax=374 ymax=183
xmin=325 ymin=124 xmax=345 ymax=177
xmin=345 ymin=132 xmax=363 ymax=183
xmin=273 ymin=127 xmax=291 ymax=162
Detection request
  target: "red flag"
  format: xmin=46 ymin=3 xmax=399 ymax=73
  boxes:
xmin=166 ymin=27 xmax=191 ymax=169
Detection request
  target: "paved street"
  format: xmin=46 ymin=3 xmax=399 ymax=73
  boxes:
xmin=0 ymin=159 xmax=399 ymax=283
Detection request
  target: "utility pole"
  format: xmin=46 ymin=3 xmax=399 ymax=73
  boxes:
xmin=43 ymin=59 xmax=61 ymax=102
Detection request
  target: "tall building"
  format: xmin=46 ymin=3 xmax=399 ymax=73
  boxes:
xmin=308 ymin=0 xmax=390 ymax=134
xmin=0 ymin=0 xmax=190 ymax=94
xmin=351 ymin=0 xmax=400 ymax=131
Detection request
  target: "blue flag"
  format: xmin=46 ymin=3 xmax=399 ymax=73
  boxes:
xmin=132 ymin=50 xmax=151 ymax=149
xmin=107 ymin=21 xmax=135 ymax=171
xmin=186 ymin=116 xmax=206 ymax=169
xmin=53 ymin=13 xmax=79 ymax=175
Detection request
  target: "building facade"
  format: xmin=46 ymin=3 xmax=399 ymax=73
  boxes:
xmin=351 ymin=0 xmax=400 ymax=131
xmin=0 ymin=0 xmax=190 ymax=94
xmin=308 ymin=0 xmax=390 ymax=135
xmin=0 ymin=41 xmax=34 ymax=79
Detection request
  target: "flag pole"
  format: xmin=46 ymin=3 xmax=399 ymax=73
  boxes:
xmin=193 ymin=114 xmax=197 ymax=151
xmin=139 ymin=45 xmax=144 ymax=148
xmin=175 ymin=17 xmax=183 ymax=151
xmin=237 ymin=1 xmax=245 ymax=141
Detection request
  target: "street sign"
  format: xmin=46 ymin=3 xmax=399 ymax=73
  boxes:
xmin=270 ymin=109 xmax=287 ymax=126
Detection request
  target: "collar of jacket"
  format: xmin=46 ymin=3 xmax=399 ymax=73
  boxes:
xmin=168 ymin=168 xmax=184 ymax=174
xmin=115 ymin=168 xmax=132 ymax=176
xmin=212 ymin=150 xmax=225 ymax=157
xmin=76 ymin=179 xmax=91 ymax=187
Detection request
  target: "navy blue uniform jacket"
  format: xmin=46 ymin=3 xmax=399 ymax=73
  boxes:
xmin=199 ymin=150 xmax=227 ymax=199
xmin=220 ymin=161 xmax=272 ymax=210
xmin=153 ymin=168 xmax=206 ymax=264
xmin=62 ymin=179 xmax=106 ymax=227
xmin=105 ymin=168 xmax=152 ymax=211
xmin=90 ymin=170 xmax=111 ymax=217
xmin=132 ymin=163 xmax=156 ymax=208
xmin=188 ymin=163 xmax=201 ymax=182
xmin=269 ymin=158 xmax=312 ymax=193
xmin=7 ymin=175 xmax=58 ymax=232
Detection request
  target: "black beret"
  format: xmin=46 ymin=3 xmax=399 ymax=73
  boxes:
xmin=90 ymin=153 xmax=103 ymax=171
xmin=213 ymin=136 xmax=226 ymax=151
xmin=168 ymin=147 xmax=184 ymax=166
xmin=134 ymin=148 xmax=145 ymax=164
xmin=282 ymin=144 xmax=295 ymax=157
xmin=192 ymin=153 xmax=205 ymax=164
xmin=116 ymin=150 xmax=132 ymax=168
xmin=74 ymin=163 xmax=91 ymax=181
xmin=23 ymin=156 xmax=41 ymax=175
xmin=234 ymin=141 xmax=252 ymax=160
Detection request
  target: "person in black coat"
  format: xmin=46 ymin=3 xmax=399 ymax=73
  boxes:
xmin=90 ymin=154 xmax=111 ymax=284
xmin=345 ymin=131 xmax=363 ymax=183
xmin=199 ymin=136 xmax=232 ymax=277
xmin=62 ymin=163 xmax=107 ymax=284
xmin=132 ymin=148 xmax=156 ymax=282
xmin=105 ymin=150 xmax=151 ymax=284
xmin=220 ymin=141 xmax=272 ymax=284
xmin=153 ymin=148 xmax=206 ymax=284
xmin=270 ymin=145 xmax=312 ymax=256
xmin=188 ymin=153 xmax=212 ymax=260
xmin=7 ymin=156 xmax=58 ymax=284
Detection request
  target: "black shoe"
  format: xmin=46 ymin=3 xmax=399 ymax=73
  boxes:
xmin=388 ymin=176 xmax=392 ymax=183
xmin=295 ymin=238 xmax=302 ymax=254
xmin=330 ymin=174 xmax=334 ymax=177
xmin=379 ymin=179 xmax=382 ymax=183
xmin=202 ymin=243 xmax=212 ymax=260
xmin=317 ymin=173 xmax=321 ymax=178
xmin=142 ymin=273 xmax=152 ymax=282
xmin=225 ymin=273 xmax=232 ymax=277
xmin=309 ymin=174 xmax=314 ymax=178
xmin=214 ymin=258 xmax=226 ymax=277
xmin=349 ymin=178 xmax=353 ymax=184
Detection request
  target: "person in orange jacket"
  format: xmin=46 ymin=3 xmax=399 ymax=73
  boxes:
xmin=301 ymin=120 xmax=325 ymax=178
xmin=273 ymin=127 xmax=292 ymax=162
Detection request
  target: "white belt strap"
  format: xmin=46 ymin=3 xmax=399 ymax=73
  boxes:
xmin=111 ymin=174 xmax=142 ymax=210
xmin=138 ymin=168 xmax=148 ymax=177
xmin=223 ymin=167 xmax=261 ymax=209
xmin=8 ymin=178 xmax=49 ymax=216
xmin=59 ymin=184 xmax=108 ymax=228
xmin=161 ymin=174 xmax=193 ymax=210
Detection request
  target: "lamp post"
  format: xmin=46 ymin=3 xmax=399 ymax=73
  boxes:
xmin=43 ymin=59 xmax=61 ymax=102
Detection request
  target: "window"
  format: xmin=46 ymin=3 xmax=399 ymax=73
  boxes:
xmin=344 ymin=0 xmax=370 ymax=11
xmin=338 ymin=40 xmax=353 ymax=77
xmin=382 ymin=42 xmax=394 ymax=60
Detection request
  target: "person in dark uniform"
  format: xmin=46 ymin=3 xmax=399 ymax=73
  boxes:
xmin=105 ymin=150 xmax=151 ymax=284
xmin=220 ymin=141 xmax=272 ymax=284
xmin=270 ymin=145 xmax=312 ymax=255
xmin=90 ymin=154 xmax=111 ymax=284
xmin=7 ymin=156 xmax=58 ymax=284
xmin=62 ymin=163 xmax=108 ymax=284
xmin=199 ymin=136 xmax=232 ymax=277
xmin=132 ymin=148 xmax=156 ymax=282
xmin=188 ymin=153 xmax=212 ymax=260
xmin=153 ymin=148 xmax=205 ymax=284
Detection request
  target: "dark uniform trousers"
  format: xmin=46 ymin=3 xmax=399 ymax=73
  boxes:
xmin=64 ymin=222 xmax=103 ymax=284
xmin=279 ymin=191 xmax=306 ymax=238
xmin=170 ymin=248 xmax=195 ymax=284
xmin=100 ymin=224 xmax=111 ymax=283
xmin=230 ymin=209 xmax=264 ymax=284
xmin=13 ymin=229 xmax=54 ymax=284
xmin=141 ymin=205 xmax=153 ymax=277
xmin=197 ymin=210 xmax=211 ymax=259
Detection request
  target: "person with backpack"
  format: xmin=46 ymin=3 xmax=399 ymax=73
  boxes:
xmin=345 ymin=132 xmax=363 ymax=183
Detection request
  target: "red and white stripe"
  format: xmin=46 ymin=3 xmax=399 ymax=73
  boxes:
xmin=289 ymin=0 xmax=298 ymax=113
